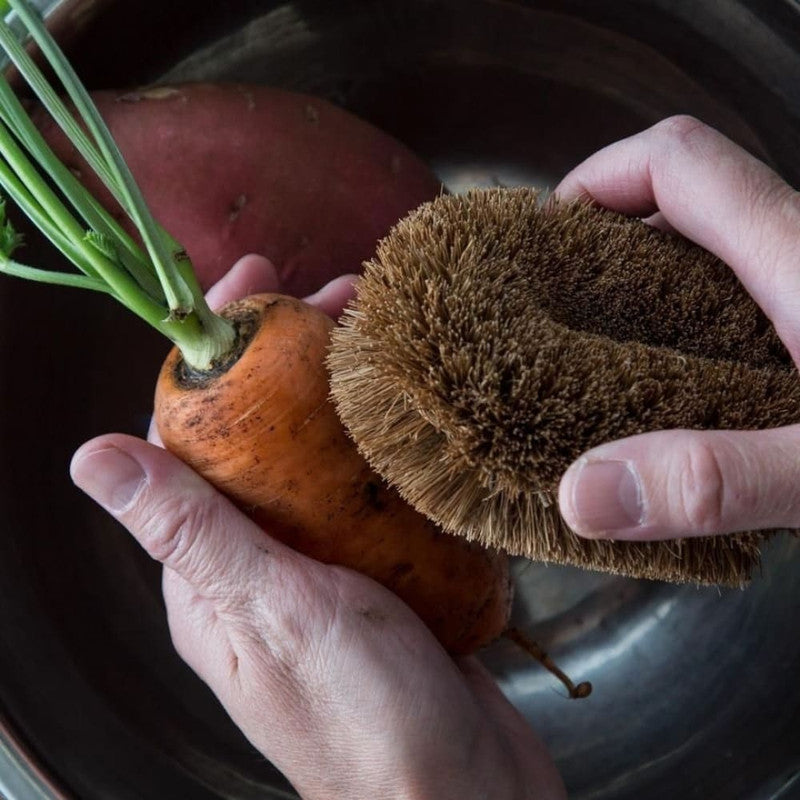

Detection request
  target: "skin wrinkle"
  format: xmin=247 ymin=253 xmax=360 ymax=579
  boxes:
xmin=225 ymin=640 xmax=241 ymax=689
xmin=239 ymin=577 xmax=324 ymax=674
xmin=652 ymin=126 xmax=727 ymax=253
xmin=138 ymin=494 xmax=194 ymax=565
xmin=738 ymin=429 xmax=800 ymax=520
xmin=731 ymin=174 xmax=790 ymax=272
xmin=129 ymin=468 xmax=255 ymax=602
xmin=233 ymin=566 xmax=395 ymax=746
xmin=162 ymin=574 xmax=250 ymax=702
xmin=459 ymin=659 xmax=551 ymax=800
xmin=256 ymin=615 xmax=488 ymax=800
xmin=271 ymin=580 xmax=516 ymax=800
xmin=676 ymin=438 xmax=727 ymax=535
xmin=724 ymin=434 xmax=767 ymax=521
xmin=232 ymin=625 xmax=316 ymax=752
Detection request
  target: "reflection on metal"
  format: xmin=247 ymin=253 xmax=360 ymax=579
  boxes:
xmin=0 ymin=715 xmax=67 ymax=799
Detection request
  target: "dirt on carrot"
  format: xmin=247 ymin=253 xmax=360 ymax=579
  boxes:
xmin=155 ymin=293 xmax=513 ymax=654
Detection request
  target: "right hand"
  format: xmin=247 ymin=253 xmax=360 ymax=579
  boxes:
xmin=555 ymin=116 xmax=800 ymax=543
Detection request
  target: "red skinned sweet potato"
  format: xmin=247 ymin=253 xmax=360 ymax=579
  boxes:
xmin=31 ymin=83 xmax=442 ymax=294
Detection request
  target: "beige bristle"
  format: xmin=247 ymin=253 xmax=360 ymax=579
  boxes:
xmin=327 ymin=188 xmax=800 ymax=585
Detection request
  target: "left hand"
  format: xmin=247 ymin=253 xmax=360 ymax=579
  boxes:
xmin=70 ymin=255 xmax=566 ymax=800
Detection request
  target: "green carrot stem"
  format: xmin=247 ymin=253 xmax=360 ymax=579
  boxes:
xmin=0 ymin=0 xmax=237 ymax=370
xmin=0 ymin=122 xmax=94 ymax=261
xmin=0 ymin=128 xmax=163 ymax=318
xmin=0 ymin=256 xmax=109 ymax=291
xmin=0 ymin=77 xmax=163 ymax=298
xmin=8 ymin=0 xmax=194 ymax=316
xmin=0 ymin=17 xmax=117 ymax=196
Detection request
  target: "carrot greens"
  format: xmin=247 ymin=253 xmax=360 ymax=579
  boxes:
xmin=0 ymin=0 xmax=236 ymax=370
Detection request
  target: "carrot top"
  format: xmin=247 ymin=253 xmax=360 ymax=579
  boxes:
xmin=0 ymin=0 xmax=236 ymax=370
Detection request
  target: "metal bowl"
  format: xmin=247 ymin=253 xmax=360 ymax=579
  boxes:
xmin=1 ymin=1 xmax=799 ymax=798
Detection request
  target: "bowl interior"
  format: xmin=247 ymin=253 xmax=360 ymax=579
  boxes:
xmin=1 ymin=2 xmax=799 ymax=798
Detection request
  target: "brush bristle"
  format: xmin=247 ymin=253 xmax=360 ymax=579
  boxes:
xmin=327 ymin=188 xmax=800 ymax=585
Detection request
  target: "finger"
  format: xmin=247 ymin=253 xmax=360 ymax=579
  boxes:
xmin=205 ymin=254 xmax=281 ymax=310
xmin=556 ymin=116 xmax=800 ymax=360
xmin=70 ymin=433 xmax=299 ymax=599
xmin=558 ymin=426 xmax=800 ymax=539
xmin=303 ymin=274 xmax=358 ymax=319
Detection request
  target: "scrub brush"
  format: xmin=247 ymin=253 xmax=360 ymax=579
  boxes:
xmin=327 ymin=187 xmax=800 ymax=586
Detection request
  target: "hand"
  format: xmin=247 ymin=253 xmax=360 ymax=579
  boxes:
xmin=70 ymin=255 xmax=566 ymax=800
xmin=555 ymin=115 xmax=800 ymax=541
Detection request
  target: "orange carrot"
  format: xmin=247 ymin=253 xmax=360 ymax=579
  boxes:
xmin=155 ymin=293 xmax=512 ymax=654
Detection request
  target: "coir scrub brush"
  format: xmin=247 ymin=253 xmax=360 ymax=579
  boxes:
xmin=327 ymin=187 xmax=800 ymax=586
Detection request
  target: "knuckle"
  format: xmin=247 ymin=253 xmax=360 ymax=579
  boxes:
xmin=267 ymin=566 xmax=341 ymax=666
xmin=674 ymin=440 xmax=727 ymax=534
xmin=648 ymin=116 xmax=714 ymax=198
xmin=651 ymin=114 xmax=708 ymax=148
xmin=140 ymin=490 xmax=222 ymax=573
xmin=218 ymin=566 xmax=335 ymax=704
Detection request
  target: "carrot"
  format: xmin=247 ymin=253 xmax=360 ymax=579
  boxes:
xmin=155 ymin=293 xmax=512 ymax=653
xmin=0 ymin=0 xmax=511 ymax=655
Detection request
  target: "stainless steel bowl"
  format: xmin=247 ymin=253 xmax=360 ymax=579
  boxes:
xmin=1 ymin=1 xmax=799 ymax=798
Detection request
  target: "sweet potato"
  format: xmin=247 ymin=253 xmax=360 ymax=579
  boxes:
xmin=31 ymin=82 xmax=442 ymax=294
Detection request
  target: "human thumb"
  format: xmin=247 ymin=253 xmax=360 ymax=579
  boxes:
xmin=558 ymin=427 xmax=800 ymax=539
xmin=69 ymin=433 xmax=297 ymax=601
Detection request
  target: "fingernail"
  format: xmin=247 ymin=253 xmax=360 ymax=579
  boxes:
xmin=71 ymin=447 xmax=146 ymax=513
xmin=568 ymin=459 xmax=644 ymax=536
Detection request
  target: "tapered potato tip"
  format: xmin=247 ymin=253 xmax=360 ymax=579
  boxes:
xmin=328 ymin=188 xmax=800 ymax=586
